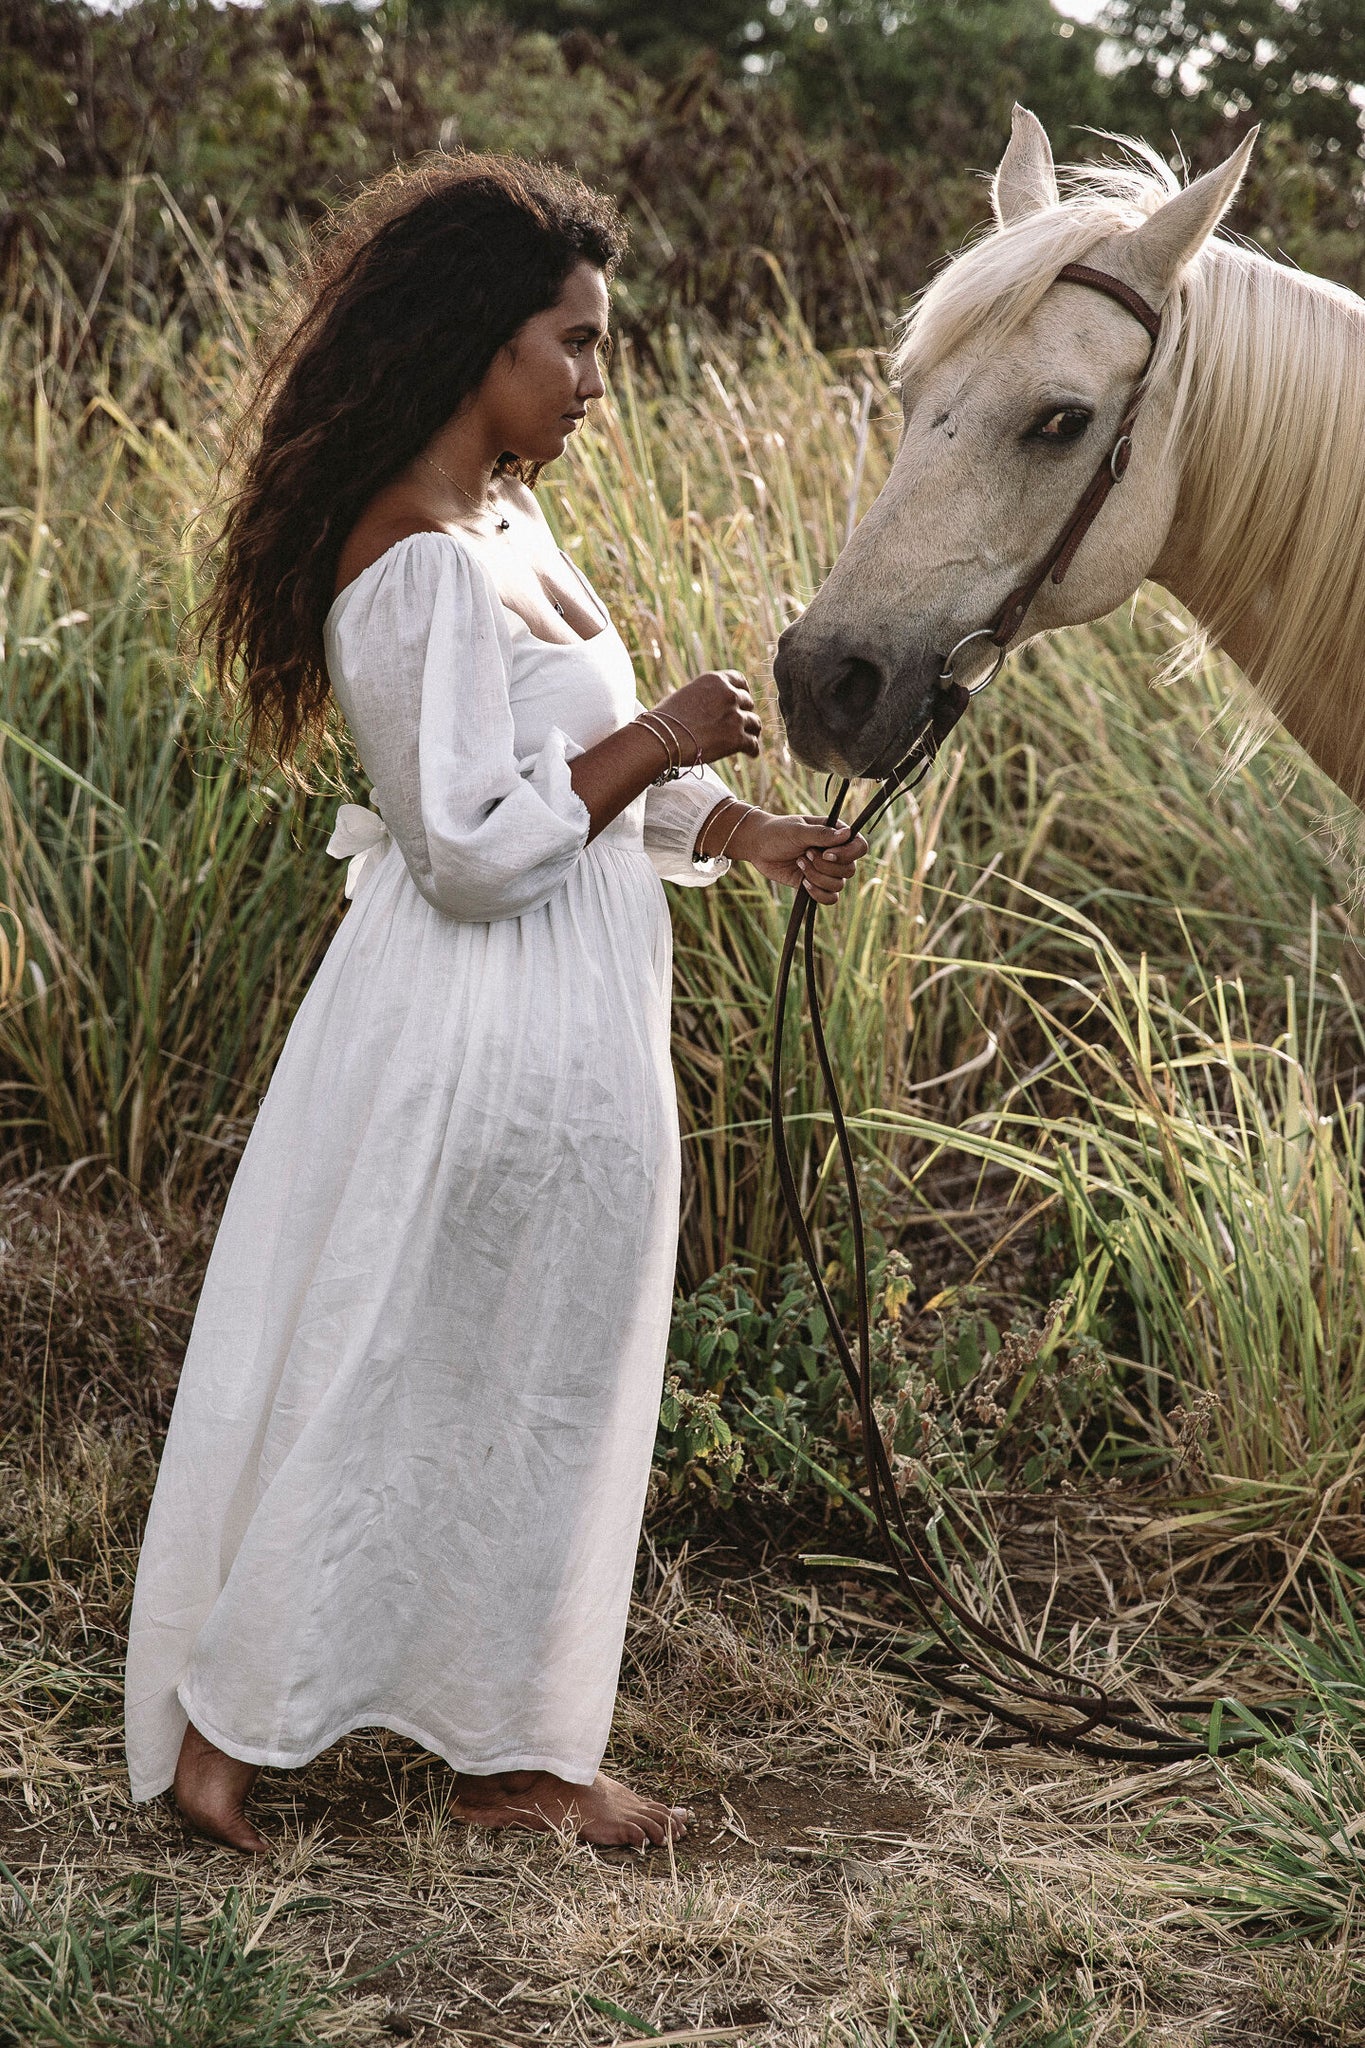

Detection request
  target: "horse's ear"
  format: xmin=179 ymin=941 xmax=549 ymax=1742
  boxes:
xmin=992 ymin=106 xmax=1058 ymax=225
xmin=1122 ymin=129 xmax=1258 ymax=303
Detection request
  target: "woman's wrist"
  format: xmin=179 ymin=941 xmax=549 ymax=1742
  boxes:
xmin=694 ymin=799 xmax=770 ymax=864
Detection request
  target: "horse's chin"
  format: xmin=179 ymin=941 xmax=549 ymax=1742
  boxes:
xmin=781 ymin=720 xmax=864 ymax=777
xmin=783 ymin=711 xmax=931 ymax=782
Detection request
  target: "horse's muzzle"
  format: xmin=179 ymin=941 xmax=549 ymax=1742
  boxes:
xmin=774 ymin=622 xmax=938 ymax=776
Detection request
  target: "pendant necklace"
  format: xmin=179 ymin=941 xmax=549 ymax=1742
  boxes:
xmin=418 ymin=453 xmax=565 ymax=618
xmin=418 ymin=454 xmax=510 ymax=532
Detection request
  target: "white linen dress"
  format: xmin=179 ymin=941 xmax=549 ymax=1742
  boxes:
xmin=124 ymin=528 xmax=734 ymax=1802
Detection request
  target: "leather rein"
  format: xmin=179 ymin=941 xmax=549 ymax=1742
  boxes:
xmin=770 ymin=263 xmax=1258 ymax=1764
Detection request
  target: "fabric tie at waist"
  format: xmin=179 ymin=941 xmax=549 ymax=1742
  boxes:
xmin=326 ymin=802 xmax=392 ymax=900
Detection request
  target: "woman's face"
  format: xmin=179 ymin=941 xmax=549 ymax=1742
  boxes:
xmin=478 ymin=261 xmax=610 ymax=465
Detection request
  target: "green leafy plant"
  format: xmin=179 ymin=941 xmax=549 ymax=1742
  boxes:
xmin=657 ymin=1252 xmax=1122 ymax=1514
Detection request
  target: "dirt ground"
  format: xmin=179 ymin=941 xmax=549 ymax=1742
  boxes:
xmin=5 ymin=1543 xmax=1349 ymax=2048
xmin=2 ymin=1181 xmax=1358 ymax=2046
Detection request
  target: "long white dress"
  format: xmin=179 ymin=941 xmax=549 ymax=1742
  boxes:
xmin=123 ymin=529 xmax=733 ymax=1802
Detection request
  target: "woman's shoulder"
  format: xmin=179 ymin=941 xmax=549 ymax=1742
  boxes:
xmin=326 ymin=526 xmax=492 ymax=639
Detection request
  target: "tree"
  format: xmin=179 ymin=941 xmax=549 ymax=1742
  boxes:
xmin=766 ymin=0 xmax=1116 ymax=156
xmin=1097 ymin=0 xmax=1365 ymax=163
xmin=405 ymin=0 xmax=768 ymax=73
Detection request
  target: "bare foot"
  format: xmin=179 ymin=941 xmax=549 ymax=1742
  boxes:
xmin=452 ymin=1768 xmax=690 ymax=1848
xmin=173 ymin=1719 xmax=268 ymax=1854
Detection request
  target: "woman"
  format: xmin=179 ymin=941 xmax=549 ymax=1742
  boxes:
xmin=124 ymin=153 xmax=867 ymax=1854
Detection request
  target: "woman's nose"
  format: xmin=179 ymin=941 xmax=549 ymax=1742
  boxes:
xmin=580 ymin=361 xmax=606 ymax=402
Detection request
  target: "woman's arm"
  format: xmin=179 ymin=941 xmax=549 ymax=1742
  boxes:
xmin=573 ymin=668 xmax=760 ymax=842
xmin=573 ymin=664 xmax=868 ymax=898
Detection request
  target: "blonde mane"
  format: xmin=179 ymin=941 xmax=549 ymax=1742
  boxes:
xmin=891 ymin=147 xmax=1365 ymax=791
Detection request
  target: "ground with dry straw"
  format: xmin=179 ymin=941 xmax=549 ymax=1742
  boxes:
xmin=4 ymin=1182 xmax=1364 ymax=2048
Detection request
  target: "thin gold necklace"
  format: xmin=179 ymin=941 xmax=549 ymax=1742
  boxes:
xmin=418 ymin=454 xmax=510 ymax=532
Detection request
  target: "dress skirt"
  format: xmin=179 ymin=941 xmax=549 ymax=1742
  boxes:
xmin=124 ymin=529 xmax=732 ymax=1800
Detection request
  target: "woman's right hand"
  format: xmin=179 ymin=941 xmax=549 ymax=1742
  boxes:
xmin=653 ymin=670 xmax=761 ymax=766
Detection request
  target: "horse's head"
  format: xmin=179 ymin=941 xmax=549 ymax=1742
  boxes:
xmin=774 ymin=108 xmax=1255 ymax=776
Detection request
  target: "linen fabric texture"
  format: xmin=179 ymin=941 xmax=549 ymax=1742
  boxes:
xmin=124 ymin=530 xmax=733 ymax=1801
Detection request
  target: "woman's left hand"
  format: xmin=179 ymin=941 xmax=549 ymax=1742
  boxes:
xmin=731 ymin=812 xmax=869 ymax=903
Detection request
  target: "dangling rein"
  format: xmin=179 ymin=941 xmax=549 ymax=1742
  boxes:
xmin=770 ymin=265 xmax=1258 ymax=1765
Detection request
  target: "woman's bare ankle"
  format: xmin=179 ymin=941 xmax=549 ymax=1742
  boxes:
xmin=173 ymin=1720 xmax=268 ymax=1855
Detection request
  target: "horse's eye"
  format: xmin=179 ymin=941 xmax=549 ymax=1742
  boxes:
xmin=1029 ymin=406 xmax=1092 ymax=444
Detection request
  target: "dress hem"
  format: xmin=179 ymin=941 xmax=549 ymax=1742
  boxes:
xmin=125 ymin=1684 xmax=601 ymax=1803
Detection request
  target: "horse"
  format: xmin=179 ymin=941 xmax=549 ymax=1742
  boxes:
xmin=773 ymin=107 xmax=1365 ymax=811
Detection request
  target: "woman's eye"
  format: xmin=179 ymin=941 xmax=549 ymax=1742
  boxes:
xmin=1028 ymin=406 xmax=1092 ymax=444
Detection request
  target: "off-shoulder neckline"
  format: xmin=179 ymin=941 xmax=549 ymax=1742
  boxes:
xmin=324 ymin=527 xmax=613 ymax=648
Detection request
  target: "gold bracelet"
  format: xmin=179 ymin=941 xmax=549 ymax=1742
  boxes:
xmin=634 ymin=715 xmax=677 ymax=780
xmin=693 ymin=796 xmax=735 ymax=864
xmin=715 ymin=801 xmax=753 ymax=862
xmin=635 ymin=712 xmax=682 ymax=784
xmin=652 ymin=709 xmax=705 ymax=778
xmin=693 ymin=796 xmax=750 ymax=866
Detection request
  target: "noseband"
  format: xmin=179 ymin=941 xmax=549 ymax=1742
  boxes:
xmin=938 ymin=261 xmax=1164 ymax=699
xmin=770 ymin=265 xmax=1264 ymax=1763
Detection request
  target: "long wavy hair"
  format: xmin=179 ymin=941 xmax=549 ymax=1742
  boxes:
xmin=198 ymin=153 xmax=627 ymax=781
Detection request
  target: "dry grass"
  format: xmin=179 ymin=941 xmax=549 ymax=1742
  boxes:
xmin=3 ymin=1539 xmax=1351 ymax=2047
xmin=5 ymin=1182 xmax=1364 ymax=2047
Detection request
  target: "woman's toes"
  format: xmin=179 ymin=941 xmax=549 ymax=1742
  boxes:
xmin=174 ymin=1789 xmax=268 ymax=1855
xmin=223 ymin=1814 xmax=269 ymax=1855
xmin=635 ymin=1798 xmax=686 ymax=1844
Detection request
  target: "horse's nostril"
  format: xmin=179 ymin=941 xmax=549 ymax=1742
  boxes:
xmin=821 ymin=657 xmax=883 ymax=739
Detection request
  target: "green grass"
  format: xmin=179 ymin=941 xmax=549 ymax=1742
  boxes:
xmin=6 ymin=203 xmax=1365 ymax=1550
xmin=856 ymin=892 xmax=1365 ymax=1531
xmin=1165 ymin=1568 xmax=1365 ymax=1946
xmin=0 ymin=1867 xmax=367 ymax=2047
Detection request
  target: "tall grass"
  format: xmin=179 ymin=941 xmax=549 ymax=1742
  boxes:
xmin=0 ymin=250 xmax=341 ymax=1198
xmin=4 ymin=210 xmax=1365 ymax=1539
xmin=863 ymin=894 xmax=1365 ymax=1533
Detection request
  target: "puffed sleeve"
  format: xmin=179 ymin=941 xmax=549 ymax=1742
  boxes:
xmin=325 ymin=532 xmax=591 ymax=923
xmin=642 ymin=754 xmax=737 ymax=887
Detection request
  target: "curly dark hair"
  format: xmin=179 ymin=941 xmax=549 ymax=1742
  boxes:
xmin=197 ymin=153 xmax=628 ymax=780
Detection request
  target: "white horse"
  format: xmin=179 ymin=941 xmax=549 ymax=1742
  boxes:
xmin=774 ymin=108 xmax=1365 ymax=808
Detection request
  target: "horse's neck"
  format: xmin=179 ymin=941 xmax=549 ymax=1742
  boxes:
xmin=1149 ymin=254 xmax=1365 ymax=807
xmin=1153 ymin=523 xmax=1344 ymax=777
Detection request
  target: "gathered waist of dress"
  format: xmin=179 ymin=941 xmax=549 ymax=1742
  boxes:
xmin=325 ymin=792 xmax=651 ymax=908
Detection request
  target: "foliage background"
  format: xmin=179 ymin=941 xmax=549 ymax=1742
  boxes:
xmin=3 ymin=0 xmax=1365 ymax=1531
xmin=2 ymin=0 xmax=1362 ymax=377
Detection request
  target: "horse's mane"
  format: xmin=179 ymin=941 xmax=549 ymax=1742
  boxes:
xmin=891 ymin=144 xmax=1365 ymax=793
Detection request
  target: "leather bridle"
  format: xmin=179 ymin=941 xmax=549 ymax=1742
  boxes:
xmin=770 ymin=263 xmax=1264 ymax=1763
xmin=937 ymin=261 xmax=1163 ymax=702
